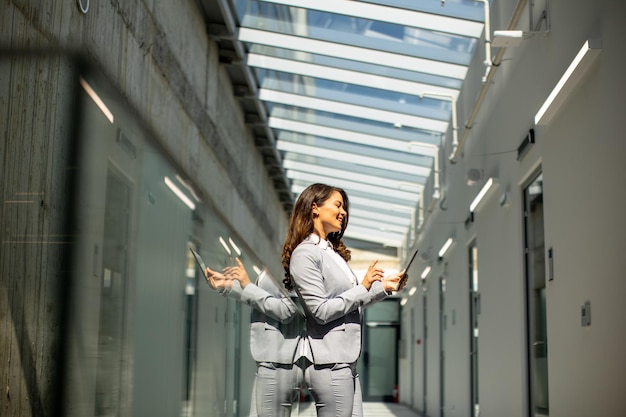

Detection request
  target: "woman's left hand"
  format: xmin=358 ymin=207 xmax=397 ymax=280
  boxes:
xmin=382 ymin=270 xmax=407 ymax=293
xmin=204 ymin=266 xmax=232 ymax=290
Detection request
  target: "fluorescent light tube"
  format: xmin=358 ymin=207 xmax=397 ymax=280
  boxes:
xmin=469 ymin=177 xmax=495 ymax=212
xmin=218 ymin=236 xmax=232 ymax=256
xmin=421 ymin=266 xmax=432 ymax=279
xmin=408 ymin=286 xmax=417 ymax=296
xmin=438 ymin=238 xmax=454 ymax=258
xmin=164 ymin=177 xmax=196 ymax=210
xmin=535 ymin=39 xmax=602 ymax=125
xmin=228 ymin=237 xmax=241 ymax=256
xmin=80 ymin=77 xmax=114 ymax=123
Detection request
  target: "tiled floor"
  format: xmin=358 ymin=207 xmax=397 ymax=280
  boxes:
xmin=297 ymin=401 xmax=422 ymax=416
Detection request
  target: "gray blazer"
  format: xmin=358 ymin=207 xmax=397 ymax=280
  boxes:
xmin=221 ymin=271 xmax=305 ymax=364
xmin=289 ymin=235 xmax=387 ymax=365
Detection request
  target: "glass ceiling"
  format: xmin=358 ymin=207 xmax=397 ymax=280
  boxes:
xmin=231 ymin=0 xmax=485 ymax=250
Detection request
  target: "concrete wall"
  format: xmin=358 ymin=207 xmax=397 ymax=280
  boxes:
xmin=0 ymin=52 xmax=77 ymax=417
xmin=2 ymin=0 xmax=287 ymax=271
xmin=399 ymin=0 xmax=626 ymax=416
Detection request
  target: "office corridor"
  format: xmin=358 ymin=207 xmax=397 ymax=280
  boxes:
xmin=298 ymin=402 xmax=421 ymax=417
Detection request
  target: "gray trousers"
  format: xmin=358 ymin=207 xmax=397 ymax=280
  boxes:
xmin=304 ymin=362 xmax=363 ymax=417
xmin=253 ymin=362 xmax=304 ymax=417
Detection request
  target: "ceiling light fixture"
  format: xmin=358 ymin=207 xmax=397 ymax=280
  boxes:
xmin=421 ymin=266 xmax=431 ymax=279
xmin=491 ymin=30 xmax=525 ymax=48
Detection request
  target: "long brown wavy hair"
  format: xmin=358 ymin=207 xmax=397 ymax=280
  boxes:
xmin=282 ymin=183 xmax=351 ymax=291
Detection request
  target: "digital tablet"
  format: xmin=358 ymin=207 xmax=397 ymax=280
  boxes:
xmin=189 ymin=248 xmax=207 ymax=272
xmin=399 ymin=249 xmax=418 ymax=288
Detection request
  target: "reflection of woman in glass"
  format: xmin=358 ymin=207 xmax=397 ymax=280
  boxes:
xmin=282 ymin=183 xmax=405 ymax=417
xmin=205 ymin=258 xmax=304 ymax=417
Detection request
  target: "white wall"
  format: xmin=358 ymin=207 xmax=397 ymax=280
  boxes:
xmin=400 ymin=1 xmax=626 ymax=416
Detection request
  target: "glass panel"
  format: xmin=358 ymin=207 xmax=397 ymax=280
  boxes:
xmin=56 ymin=60 xmax=304 ymax=417
xmin=367 ymin=299 xmax=400 ymax=322
xmin=241 ymin=0 xmax=484 ymax=38
xmin=249 ymin=46 xmax=464 ymax=89
xmin=280 ymin=133 xmax=432 ymax=169
xmin=283 ymin=160 xmax=424 ymax=190
xmin=242 ymin=27 xmax=462 ymax=76
xmin=278 ymin=135 xmax=432 ymax=176
xmin=360 ymin=300 xmax=400 ymax=401
xmin=257 ymin=70 xmax=453 ymax=121
xmin=285 ymin=154 xmax=428 ymax=184
xmin=365 ymin=326 xmax=398 ymax=399
xmin=524 ymin=172 xmax=549 ymax=416
xmin=95 ymin=168 xmax=131 ymax=416
xmin=291 ymin=181 xmax=414 ymax=213
xmin=231 ymin=0 xmax=485 ymax=250
xmin=367 ymin=0 xmax=485 ymax=22
xmin=261 ymin=88 xmax=449 ymax=131
xmin=270 ymin=106 xmax=444 ymax=146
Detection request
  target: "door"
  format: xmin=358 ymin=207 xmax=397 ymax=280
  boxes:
xmin=361 ymin=299 xmax=400 ymax=402
xmin=422 ymin=294 xmax=428 ymax=415
xmin=95 ymin=168 xmax=131 ymax=416
xmin=469 ymin=243 xmax=480 ymax=417
xmin=523 ymin=172 xmax=549 ymax=416
xmin=410 ymin=307 xmax=416 ymax=408
xmin=439 ymin=276 xmax=446 ymax=417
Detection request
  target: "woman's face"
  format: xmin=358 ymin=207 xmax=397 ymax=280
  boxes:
xmin=312 ymin=190 xmax=347 ymax=239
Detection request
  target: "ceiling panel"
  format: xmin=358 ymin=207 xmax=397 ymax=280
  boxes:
xmin=224 ymin=0 xmax=484 ymax=251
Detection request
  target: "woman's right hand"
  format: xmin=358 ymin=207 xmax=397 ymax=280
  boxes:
xmin=362 ymin=260 xmax=384 ymax=290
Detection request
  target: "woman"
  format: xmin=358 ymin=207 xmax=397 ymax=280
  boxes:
xmin=282 ymin=183 xmax=405 ymax=417
xmin=205 ymin=258 xmax=305 ymax=417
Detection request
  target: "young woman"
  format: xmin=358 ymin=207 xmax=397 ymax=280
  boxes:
xmin=282 ymin=183 xmax=405 ymax=417
xmin=205 ymin=258 xmax=304 ymax=417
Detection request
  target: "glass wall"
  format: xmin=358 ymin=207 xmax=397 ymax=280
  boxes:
xmin=64 ymin=62 xmax=304 ymax=417
xmin=2 ymin=51 xmax=403 ymax=417
xmin=0 ymin=51 xmax=306 ymax=417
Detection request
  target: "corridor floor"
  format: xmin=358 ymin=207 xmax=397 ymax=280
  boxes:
xmin=297 ymin=401 xmax=421 ymax=416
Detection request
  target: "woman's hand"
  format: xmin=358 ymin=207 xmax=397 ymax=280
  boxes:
xmin=362 ymin=260 xmax=384 ymax=290
xmin=223 ymin=258 xmax=252 ymax=288
xmin=382 ymin=270 xmax=407 ymax=294
xmin=204 ymin=266 xmax=232 ymax=290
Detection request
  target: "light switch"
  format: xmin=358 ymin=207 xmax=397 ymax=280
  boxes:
xmin=581 ymin=301 xmax=591 ymax=327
